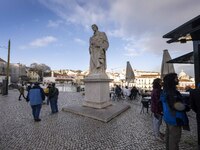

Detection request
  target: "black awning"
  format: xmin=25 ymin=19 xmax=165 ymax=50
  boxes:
xmin=167 ymin=52 xmax=193 ymax=64
xmin=163 ymin=15 xmax=200 ymax=43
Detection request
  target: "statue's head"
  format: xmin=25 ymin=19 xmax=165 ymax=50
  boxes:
xmin=91 ymin=24 xmax=98 ymax=31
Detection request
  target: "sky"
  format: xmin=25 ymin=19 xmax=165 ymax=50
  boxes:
xmin=0 ymin=0 xmax=200 ymax=77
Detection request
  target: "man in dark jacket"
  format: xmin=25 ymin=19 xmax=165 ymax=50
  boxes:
xmin=190 ymin=83 xmax=200 ymax=149
xmin=48 ymin=83 xmax=59 ymax=114
xmin=27 ymin=82 xmax=45 ymax=122
xmin=130 ymin=86 xmax=139 ymax=100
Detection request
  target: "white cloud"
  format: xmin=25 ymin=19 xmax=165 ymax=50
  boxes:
xmin=20 ymin=36 xmax=57 ymax=49
xmin=123 ymin=37 xmax=148 ymax=56
xmin=39 ymin=0 xmax=109 ymax=27
xmin=107 ymin=28 xmax=125 ymax=38
xmin=109 ymin=0 xmax=200 ymax=36
xmin=74 ymin=38 xmax=86 ymax=45
xmin=47 ymin=20 xmax=63 ymax=27
xmin=39 ymin=0 xmax=200 ymax=57
xmin=107 ymin=0 xmax=199 ymax=57
xmin=39 ymin=0 xmax=200 ymax=36
xmin=30 ymin=36 xmax=57 ymax=47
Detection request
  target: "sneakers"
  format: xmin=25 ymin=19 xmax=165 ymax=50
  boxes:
xmin=34 ymin=118 xmax=41 ymax=122
xmin=155 ymin=135 xmax=165 ymax=142
xmin=155 ymin=136 xmax=165 ymax=142
xmin=154 ymin=133 xmax=165 ymax=142
xmin=159 ymin=132 xmax=165 ymax=138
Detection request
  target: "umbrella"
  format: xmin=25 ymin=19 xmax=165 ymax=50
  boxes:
xmin=161 ymin=49 xmax=175 ymax=79
xmin=125 ymin=61 xmax=135 ymax=85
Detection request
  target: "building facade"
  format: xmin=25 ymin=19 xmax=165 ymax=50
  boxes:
xmin=177 ymin=70 xmax=195 ymax=91
xmin=0 ymin=58 xmax=195 ymax=92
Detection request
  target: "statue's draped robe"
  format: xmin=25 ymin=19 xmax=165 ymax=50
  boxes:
xmin=89 ymin=31 xmax=109 ymax=74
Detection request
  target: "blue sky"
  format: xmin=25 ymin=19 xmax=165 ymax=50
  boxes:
xmin=0 ymin=0 xmax=199 ymax=76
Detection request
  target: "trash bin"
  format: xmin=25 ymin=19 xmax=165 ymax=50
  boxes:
xmin=2 ymin=79 xmax=8 ymax=95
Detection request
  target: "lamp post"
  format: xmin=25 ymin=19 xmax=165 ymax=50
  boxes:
xmin=5 ymin=40 xmax=11 ymax=95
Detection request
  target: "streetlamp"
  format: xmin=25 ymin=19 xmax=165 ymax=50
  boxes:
xmin=5 ymin=40 xmax=11 ymax=95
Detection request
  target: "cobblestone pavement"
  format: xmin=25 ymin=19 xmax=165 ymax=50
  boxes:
xmin=0 ymin=90 xmax=198 ymax=150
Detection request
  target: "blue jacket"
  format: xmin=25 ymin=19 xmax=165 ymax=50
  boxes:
xmin=160 ymin=91 xmax=189 ymax=126
xmin=28 ymin=85 xmax=45 ymax=106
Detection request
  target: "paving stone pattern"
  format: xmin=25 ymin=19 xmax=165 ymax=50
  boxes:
xmin=0 ymin=90 xmax=198 ymax=150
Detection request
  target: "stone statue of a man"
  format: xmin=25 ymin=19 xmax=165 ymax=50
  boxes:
xmin=89 ymin=24 xmax=109 ymax=75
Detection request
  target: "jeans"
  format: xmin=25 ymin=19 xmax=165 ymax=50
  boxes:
xmin=152 ymin=113 xmax=162 ymax=137
xmin=49 ymin=99 xmax=58 ymax=113
xmin=31 ymin=104 xmax=42 ymax=119
xmin=166 ymin=124 xmax=182 ymax=150
xmin=19 ymin=93 xmax=26 ymax=100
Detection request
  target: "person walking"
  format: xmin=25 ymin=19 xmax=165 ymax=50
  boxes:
xmin=151 ymin=78 xmax=164 ymax=141
xmin=26 ymin=83 xmax=32 ymax=101
xmin=48 ymin=83 xmax=59 ymax=114
xmin=44 ymin=83 xmax=51 ymax=105
xmin=27 ymin=82 xmax=45 ymax=122
xmin=160 ymin=73 xmax=190 ymax=150
xmin=130 ymin=86 xmax=139 ymax=100
xmin=18 ymin=84 xmax=26 ymax=101
xmin=190 ymin=83 xmax=200 ymax=150
xmin=123 ymin=86 xmax=131 ymax=99
xmin=115 ymin=85 xmax=122 ymax=100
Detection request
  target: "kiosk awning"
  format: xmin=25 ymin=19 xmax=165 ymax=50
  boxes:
xmin=167 ymin=52 xmax=193 ymax=64
xmin=163 ymin=15 xmax=200 ymax=43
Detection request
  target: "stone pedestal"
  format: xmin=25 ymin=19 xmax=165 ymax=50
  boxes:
xmin=62 ymin=73 xmax=130 ymax=122
xmin=82 ymin=75 xmax=112 ymax=109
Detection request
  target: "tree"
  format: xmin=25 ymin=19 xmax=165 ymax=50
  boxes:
xmin=29 ymin=63 xmax=51 ymax=81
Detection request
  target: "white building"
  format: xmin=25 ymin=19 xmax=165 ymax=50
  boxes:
xmin=107 ymin=69 xmax=160 ymax=90
xmin=10 ymin=63 xmax=27 ymax=83
xmin=0 ymin=58 xmax=7 ymax=84
xmin=20 ymin=67 xmax=196 ymax=92
xmin=134 ymin=71 xmax=160 ymax=90
xmin=107 ymin=69 xmax=194 ymax=91
xmin=178 ymin=70 xmax=195 ymax=90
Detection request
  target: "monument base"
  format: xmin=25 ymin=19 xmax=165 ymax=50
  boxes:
xmin=83 ymin=76 xmax=112 ymax=109
xmin=82 ymin=101 xmax=112 ymax=109
xmin=62 ymin=103 xmax=130 ymax=122
xmin=62 ymin=73 xmax=130 ymax=122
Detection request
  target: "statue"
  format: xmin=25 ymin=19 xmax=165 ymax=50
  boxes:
xmin=89 ymin=24 xmax=109 ymax=75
